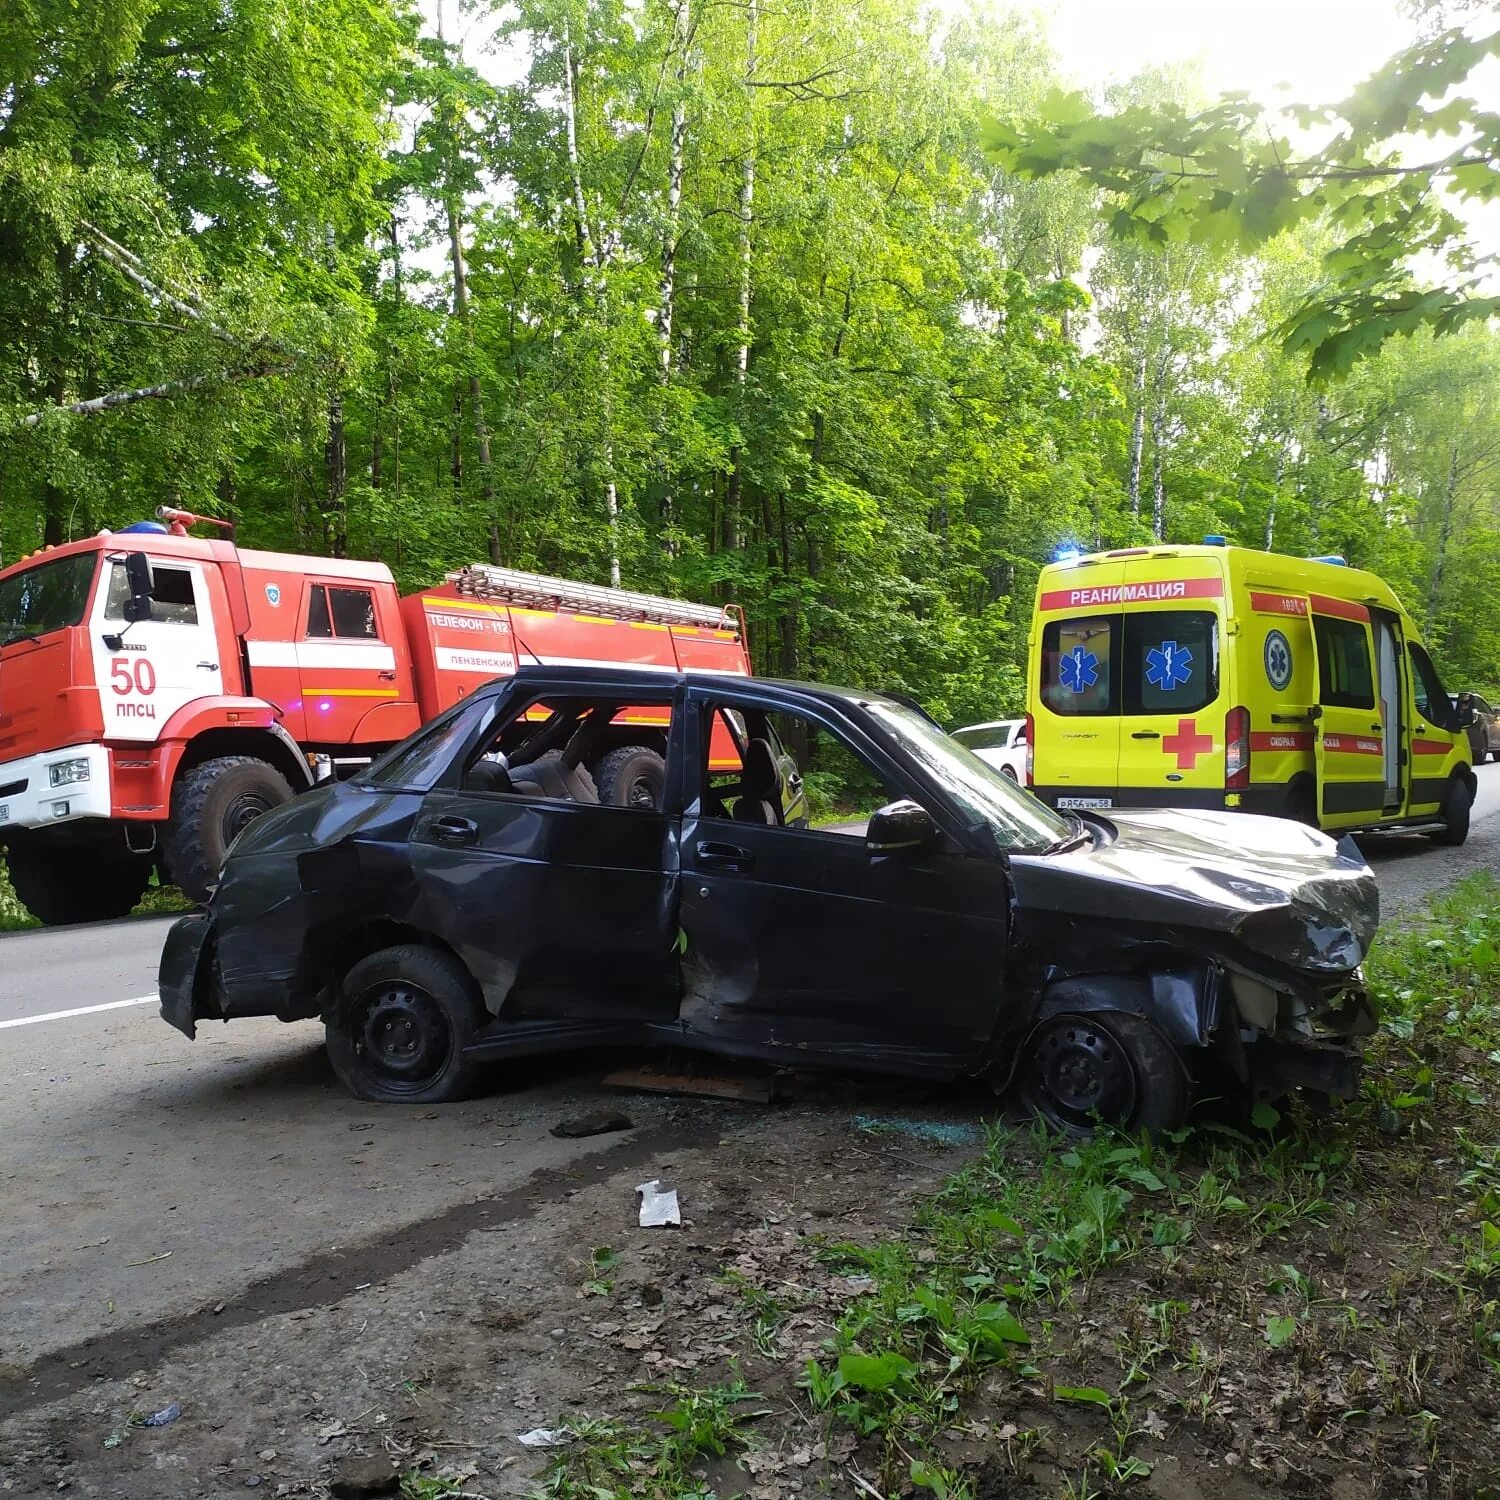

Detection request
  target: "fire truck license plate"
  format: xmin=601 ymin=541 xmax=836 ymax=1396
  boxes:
xmin=1056 ymin=796 xmax=1112 ymax=809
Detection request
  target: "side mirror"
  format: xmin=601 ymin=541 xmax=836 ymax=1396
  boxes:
xmin=866 ymin=799 xmax=937 ymax=857
xmin=1461 ymin=704 xmax=1479 ymax=728
xmin=124 ymin=552 xmax=154 ymax=623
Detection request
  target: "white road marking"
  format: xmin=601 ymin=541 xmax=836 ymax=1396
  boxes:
xmin=0 ymin=995 xmax=156 ymax=1031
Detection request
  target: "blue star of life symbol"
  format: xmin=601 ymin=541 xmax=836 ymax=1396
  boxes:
xmin=1059 ymin=644 xmax=1099 ymax=694
xmin=1146 ymin=640 xmax=1194 ymax=691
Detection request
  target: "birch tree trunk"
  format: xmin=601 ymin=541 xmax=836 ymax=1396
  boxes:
xmin=1126 ymin=349 xmax=1146 ymax=519
xmin=1264 ymin=449 xmax=1285 ymax=551
xmin=1150 ymin=371 xmax=1167 ymax=540
xmin=721 ymin=0 xmax=757 ymax=589
xmin=563 ymin=23 xmax=621 ymax=586
xmin=1428 ymin=441 xmax=1461 ymax=615
xmin=656 ymin=0 xmax=690 ymax=555
xmin=446 ymin=192 xmax=500 ymax=562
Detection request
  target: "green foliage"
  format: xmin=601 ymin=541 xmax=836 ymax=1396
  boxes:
xmin=3 ymin=0 xmax=1499 ymax=723
xmin=534 ymin=1379 xmax=763 ymax=1500
xmin=986 ymin=24 xmax=1500 ymax=380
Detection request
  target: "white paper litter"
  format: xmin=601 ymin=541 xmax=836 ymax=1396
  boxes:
xmin=636 ymin=1178 xmax=682 ymax=1227
xmin=516 ymin=1427 xmax=573 ymax=1448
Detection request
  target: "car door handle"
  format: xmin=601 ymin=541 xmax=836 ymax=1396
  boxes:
xmin=428 ymin=816 xmax=479 ymax=846
xmin=696 ymin=840 xmax=753 ymax=871
xmin=1370 ymin=723 xmax=1383 ymax=732
xmin=197 ymin=661 xmax=219 ymax=670
xmin=1130 ymin=730 xmax=1160 ymax=739
xmin=378 ymin=669 xmax=397 ymax=681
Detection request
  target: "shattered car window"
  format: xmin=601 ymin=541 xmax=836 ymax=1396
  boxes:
xmin=361 ymin=699 xmax=490 ymax=791
xmin=866 ymin=701 xmax=1073 ymax=852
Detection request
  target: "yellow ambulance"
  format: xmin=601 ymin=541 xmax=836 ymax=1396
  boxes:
xmin=1025 ymin=539 xmax=1476 ymax=842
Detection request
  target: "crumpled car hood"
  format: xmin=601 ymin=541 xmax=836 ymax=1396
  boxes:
xmin=1008 ymin=807 xmax=1379 ymax=974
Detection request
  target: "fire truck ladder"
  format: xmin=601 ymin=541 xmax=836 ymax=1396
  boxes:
xmin=450 ymin=564 xmax=740 ymax=634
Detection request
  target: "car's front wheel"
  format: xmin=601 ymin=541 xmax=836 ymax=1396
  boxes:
xmin=1021 ymin=1010 xmax=1189 ymax=1138
xmin=326 ymin=945 xmax=485 ymax=1103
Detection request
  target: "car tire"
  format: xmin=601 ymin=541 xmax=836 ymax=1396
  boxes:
xmin=326 ymin=945 xmax=485 ymax=1104
xmin=4 ymin=840 xmax=151 ymax=925
xmin=1000 ymin=765 xmax=1019 ymax=783
xmin=166 ymin=756 xmax=294 ymax=902
xmin=1428 ymin=775 xmax=1473 ymax=847
xmin=593 ymin=744 xmax=666 ymax=810
xmin=1021 ymin=1010 xmax=1189 ymax=1139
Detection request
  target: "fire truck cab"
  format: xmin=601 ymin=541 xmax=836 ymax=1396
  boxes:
xmin=0 ymin=518 xmax=749 ymax=924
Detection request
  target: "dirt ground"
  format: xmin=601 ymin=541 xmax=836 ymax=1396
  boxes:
xmin=0 ymin=1068 xmax=977 ymax=1498
xmin=3 ymin=1040 xmax=1499 ymax=1500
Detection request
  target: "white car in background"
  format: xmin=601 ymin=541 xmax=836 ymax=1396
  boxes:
xmin=952 ymin=718 xmax=1028 ymax=782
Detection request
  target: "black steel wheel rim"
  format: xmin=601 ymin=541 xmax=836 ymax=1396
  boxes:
xmin=628 ymin=772 xmax=660 ymax=809
xmin=350 ymin=982 xmax=454 ymax=1093
xmin=223 ymin=791 xmax=272 ymax=840
xmin=1028 ymin=1016 xmax=1137 ymax=1132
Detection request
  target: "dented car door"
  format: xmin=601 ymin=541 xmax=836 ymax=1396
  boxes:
xmin=673 ymin=684 xmax=1011 ymax=1074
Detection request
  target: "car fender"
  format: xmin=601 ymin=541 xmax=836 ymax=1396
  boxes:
xmin=1035 ymin=964 xmax=1220 ymax=1050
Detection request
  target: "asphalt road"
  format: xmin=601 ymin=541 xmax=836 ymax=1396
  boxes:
xmin=0 ymin=774 xmax=1495 ymax=1407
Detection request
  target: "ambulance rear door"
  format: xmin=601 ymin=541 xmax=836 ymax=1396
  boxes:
xmin=1114 ymin=561 xmax=1227 ymax=803
xmin=1032 ymin=561 xmax=1127 ymax=807
xmin=1310 ymin=595 xmax=1386 ymax=828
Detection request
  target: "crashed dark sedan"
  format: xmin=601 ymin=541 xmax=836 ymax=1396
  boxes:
xmin=159 ymin=665 xmax=1380 ymax=1132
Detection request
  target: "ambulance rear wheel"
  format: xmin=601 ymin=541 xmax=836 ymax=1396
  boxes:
xmin=4 ymin=840 xmax=151 ymax=926
xmin=1428 ymin=775 xmax=1473 ymax=847
xmin=166 ymin=756 xmax=295 ymax=902
xmin=593 ymin=745 xmax=666 ymax=811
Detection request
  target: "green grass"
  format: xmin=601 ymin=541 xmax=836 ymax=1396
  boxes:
xmin=0 ymin=861 xmax=189 ymax=931
xmin=533 ymin=873 xmax=1500 ymax=1499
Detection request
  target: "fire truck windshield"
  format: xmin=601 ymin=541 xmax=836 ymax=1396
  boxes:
xmin=0 ymin=552 xmax=97 ymax=648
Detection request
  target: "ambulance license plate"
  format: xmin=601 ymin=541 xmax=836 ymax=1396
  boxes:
xmin=1056 ymin=796 xmax=1112 ymax=809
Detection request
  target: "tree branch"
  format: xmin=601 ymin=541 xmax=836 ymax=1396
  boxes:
xmin=13 ymin=362 xmax=285 ymax=431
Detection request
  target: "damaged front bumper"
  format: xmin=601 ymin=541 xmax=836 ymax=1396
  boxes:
xmin=158 ymin=912 xmax=215 ymax=1040
xmin=1220 ymin=964 xmax=1377 ymax=1101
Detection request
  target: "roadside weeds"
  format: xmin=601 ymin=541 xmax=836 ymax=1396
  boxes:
xmin=528 ymin=875 xmax=1500 ymax=1500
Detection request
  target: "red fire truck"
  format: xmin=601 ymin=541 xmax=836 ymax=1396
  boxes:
xmin=0 ymin=511 xmax=749 ymax=924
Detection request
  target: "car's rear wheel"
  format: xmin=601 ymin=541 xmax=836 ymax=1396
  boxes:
xmin=1427 ymin=775 xmax=1473 ymax=847
xmin=1022 ymin=1010 xmax=1189 ymax=1138
xmin=593 ymin=745 xmax=666 ymax=810
xmin=326 ymin=945 xmax=485 ymax=1103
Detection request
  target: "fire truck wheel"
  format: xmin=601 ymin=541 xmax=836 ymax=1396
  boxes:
xmin=4 ymin=842 xmax=152 ymax=926
xmin=326 ymin=945 xmax=483 ymax=1103
xmin=593 ymin=745 xmax=667 ymax=810
xmin=166 ymin=756 xmax=295 ymax=901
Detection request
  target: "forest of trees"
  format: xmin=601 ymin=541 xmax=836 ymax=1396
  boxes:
xmin=3 ymin=0 xmax=1499 ymax=729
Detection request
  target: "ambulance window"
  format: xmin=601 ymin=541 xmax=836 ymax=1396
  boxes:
xmin=1314 ymin=617 xmax=1375 ymax=710
xmin=1123 ymin=611 xmax=1218 ymax=715
xmin=1409 ymin=643 xmax=1453 ymax=727
xmin=307 ymin=585 xmax=379 ymax=640
xmin=104 ymin=562 xmax=198 ymax=626
xmin=1040 ymin=617 xmax=1116 ymax=715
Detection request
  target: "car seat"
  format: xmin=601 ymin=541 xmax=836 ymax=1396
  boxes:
xmin=466 ymin=758 xmax=515 ymax=795
xmin=733 ymin=739 xmax=781 ymax=824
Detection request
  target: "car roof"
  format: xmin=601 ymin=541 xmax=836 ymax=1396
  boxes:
xmin=955 ymin=719 xmax=1022 ymax=732
xmin=490 ymin=662 xmax=908 ymax=713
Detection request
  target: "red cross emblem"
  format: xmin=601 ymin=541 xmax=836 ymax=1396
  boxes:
xmin=1162 ymin=717 xmax=1213 ymax=770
